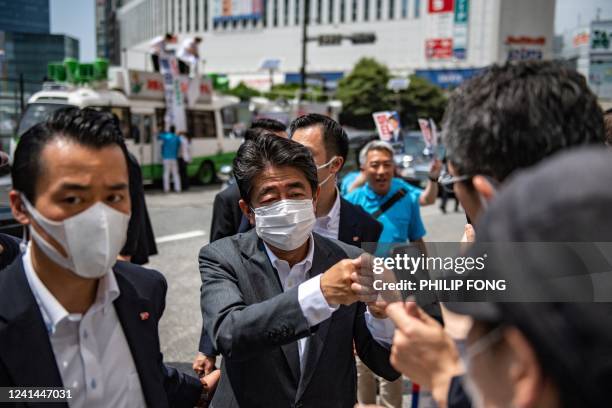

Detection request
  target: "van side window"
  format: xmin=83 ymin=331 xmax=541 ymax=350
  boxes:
xmin=188 ymin=110 xmax=216 ymax=138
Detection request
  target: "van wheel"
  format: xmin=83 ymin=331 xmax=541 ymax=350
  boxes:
xmin=197 ymin=161 xmax=216 ymax=185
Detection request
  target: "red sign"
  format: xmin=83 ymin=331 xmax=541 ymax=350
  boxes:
xmin=426 ymin=38 xmax=453 ymax=59
xmin=505 ymin=36 xmax=546 ymax=45
xmin=428 ymin=0 xmax=454 ymax=13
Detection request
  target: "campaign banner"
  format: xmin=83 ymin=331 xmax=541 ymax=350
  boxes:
xmin=373 ymin=111 xmax=402 ymax=143
xmin=418 ymin=118 xmax=439 ymax=157
xmin=426 ymin=0 xmax=470 ymax=61
xmin=159 ymin=54 xmax=186 ymax=132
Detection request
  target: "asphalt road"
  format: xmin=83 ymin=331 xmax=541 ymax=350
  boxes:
xmin=144 ymin=185 xmax=467 ymax=375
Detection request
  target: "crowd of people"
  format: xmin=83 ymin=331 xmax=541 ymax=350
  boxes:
xmin=1 ymin=60 xmax=612 ymax=408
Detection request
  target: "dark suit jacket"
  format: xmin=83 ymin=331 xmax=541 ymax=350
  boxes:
xmin=209 ymin=183 xmax=246 ymax=242
xmin=121 ymin=152 xmax=158 ymax=265
xmin=199 ymin=230 xmax=399 ymax=408
xmin=198 ymin=197 xmax=384 ymax=355
xmin=0 ymin=259 xmax=201 ymax=408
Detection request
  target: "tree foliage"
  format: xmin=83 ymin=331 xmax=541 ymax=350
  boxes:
xmin=336 ymin=58 xmax=392 ymax=128
xmin=225 ymin=82 xmax=261 ymax=101
xmin=336 ymin=58 xmax=447 ymax=129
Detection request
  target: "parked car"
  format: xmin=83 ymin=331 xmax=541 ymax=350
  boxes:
xmin=394 ymin=131 xmax=445 ymax=187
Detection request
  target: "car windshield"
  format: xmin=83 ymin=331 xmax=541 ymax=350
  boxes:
xmin=18 ymin=103 xmax=71 ymax=137
xmin=403 ymin=133 xmax=445 ymax=158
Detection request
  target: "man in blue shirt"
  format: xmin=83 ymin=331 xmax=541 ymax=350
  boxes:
xmin=158 ymin=125 xmax=182 ymax=193
xmin=346 ymin=140 xmax=426 ymax=244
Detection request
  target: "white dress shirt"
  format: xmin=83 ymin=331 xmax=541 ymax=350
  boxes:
xmin=22 ymin=245 xmax=146 ymax=408
xmin=313 ymin=188 xmax=341 ymax=240
xmin=177 ymin=38 xmax=199 ymax=64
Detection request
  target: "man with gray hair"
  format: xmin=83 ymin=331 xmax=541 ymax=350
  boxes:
xmin=345 ymin=139 xmax=426 ymax=408
xmin=346 ymin=140 xmax=426 ymax=244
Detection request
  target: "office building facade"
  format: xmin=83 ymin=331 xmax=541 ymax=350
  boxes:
xmin=117 ymin=0 xmax=555 ymax=90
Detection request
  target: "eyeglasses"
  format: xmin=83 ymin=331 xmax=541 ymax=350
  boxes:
xmin=438 ymin=172 xmax=472 ymax=193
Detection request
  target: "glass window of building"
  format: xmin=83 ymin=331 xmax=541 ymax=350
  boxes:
xmin=204 ymin=0 xmax=209 ymax=30
xmin=401 ymin=0 xmax=408 ymax=18
xmin=352 ymin=0 xmax=357 ymax=21
xmin=376 ymin=0 xmax=382 ymax=20
xmin=364 ymin=0 xmax=370 ymax=20
xmin=178 ymin=0 xmax=182 ymax=31
xmin=273 ymin=0 xmax=278 ymax=26
xmin=388 ymin=0 xmax=394 ymax=19
xmin=316 ymin=0 xmax=322 ymax=24
xmin=195 ymin=0 xmax=199 ymax=31
xmin=171 ymin=0 xmax=176 ymax=32
xmin=186 ymin=0 xmax=190 ymax=31
xmin=284 ymin=0 xmax=289 ymax=25
xmin=414 ymin=0 xmax=420 ymax=17
xmin=295 ymin=0 xmax=300 ymax=25
xmin=328 ymin=0 xmax=334 ymax=23
xmin=340 ymin=0 xmax=345 ymax=22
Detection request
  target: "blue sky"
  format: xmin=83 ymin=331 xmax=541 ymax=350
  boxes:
xmin=49 ymin=0 xmax=612 ymax=63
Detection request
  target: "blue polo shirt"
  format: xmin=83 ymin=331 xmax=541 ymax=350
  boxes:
xmin=158 ymin=132 xmax=181 ymax=160
xmin=340 ymin=171 xmax=360 ymax=196
xmin=346 ymin=178 xmax=426 ymax=243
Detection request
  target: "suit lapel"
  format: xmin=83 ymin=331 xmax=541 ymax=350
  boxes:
xmin=296 ymin=236 xmax=336 ymax=399
xmin=338 ymin=198 xmax=361 ymax=246
xmin=238 ymin=231 xmax=301 ymax=384
xmin=0 ymin=260 xmax=66 ymax=401
xmin=113 ymin=271 xmax=167 ymax=408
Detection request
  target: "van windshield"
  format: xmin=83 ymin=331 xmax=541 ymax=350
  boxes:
xmin=18 ymin=103 xmax=71 ymax=137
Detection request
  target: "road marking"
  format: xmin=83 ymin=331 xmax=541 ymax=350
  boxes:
xmin=156 ymin=230 xmax=206 ymax=244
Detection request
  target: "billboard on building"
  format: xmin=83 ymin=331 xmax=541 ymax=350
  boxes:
xmin=213 ymin=0 xmax=264 ymax=23
xmin=425 ymin=0 xmax=469 ymax=61
xmin=589 ymin=21 xmax=612 ymax=99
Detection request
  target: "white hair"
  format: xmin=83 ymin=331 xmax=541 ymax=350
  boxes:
xmin=359 ymin=140 xmax=395 ymax=168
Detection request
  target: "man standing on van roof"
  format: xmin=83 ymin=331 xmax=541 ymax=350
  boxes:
xmin=149 ymin=33 xmax=177 ymax=72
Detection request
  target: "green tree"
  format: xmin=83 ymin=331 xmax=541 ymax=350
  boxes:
xmin=336 ymin=58 xmax=392 ymax=128
xmin=336 ymin=58 xmax=447 ymax=129
xmin=393 ymin=75 xmax=447 ymax=130
xmin=225 ymin=82 xmax=260 ymax=101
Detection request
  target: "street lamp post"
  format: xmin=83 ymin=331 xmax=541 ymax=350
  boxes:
xmin=299 ymin=0 xmax=310 ymax=102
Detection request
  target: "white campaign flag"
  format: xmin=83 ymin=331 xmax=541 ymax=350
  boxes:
xmin=158 ymin=54 xmax=187 ymax=132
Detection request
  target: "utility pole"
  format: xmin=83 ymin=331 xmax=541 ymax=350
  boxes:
xmin=299 ymin=0 xmax=309 ymax=102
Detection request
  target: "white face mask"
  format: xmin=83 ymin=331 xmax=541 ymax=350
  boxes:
xmin=22 ymin=195 xmax=130 ymax=279
xmin=317 ymin=156 xmax=339 ymax=187
xmin=253 ymin=199 xmax=315 ymax=251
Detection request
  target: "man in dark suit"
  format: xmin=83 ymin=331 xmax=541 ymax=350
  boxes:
xmin=200 ymin=134 xmax=399 ymax=408
xmin=195 ymin=118 xmax=289 ymax=375
xmin=1 ymin=107 xmax=204 ymax=407
xmin=291 ymin=114 xmax=405 ymax=406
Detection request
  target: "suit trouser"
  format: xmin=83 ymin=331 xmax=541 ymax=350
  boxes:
xmin=356 ymin=357 xmax=403 ymax=408
xmin=163 ymin=159 xmax=182 ymax=192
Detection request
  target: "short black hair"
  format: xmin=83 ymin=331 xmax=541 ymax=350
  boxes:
xmin=289 ymin=114 xmax=349 ymax=168
xmin=165 ymin=33 xmax=174 ymax=40
xmin=233 ymin=132 xmax=318 ymax=205
xmin=12 ymin=107 xmax=126 ymax=203
xmin=169 ymin=125 xmax=176 ymax=133
xmin=443 ymin=61 xmax=605 ymax=182
xmin=243 ymin=127 xmax=269 ymax=142
xmin=250 ymin=118 xmax=287 ymax=134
